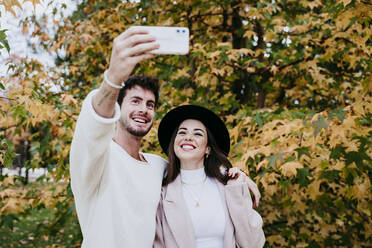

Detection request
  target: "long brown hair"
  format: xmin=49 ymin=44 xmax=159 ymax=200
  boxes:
xmin=162 ymin=122 xmax=232 ymax=186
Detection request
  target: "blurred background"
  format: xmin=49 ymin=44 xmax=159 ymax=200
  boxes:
xmin=0 ymin=0 xmax=371 ymax=247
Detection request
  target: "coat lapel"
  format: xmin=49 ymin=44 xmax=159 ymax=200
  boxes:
xmin=217 ymin=182 xmax=235 ymax=248
xmin=162 ymin=175 xmax=195 ymax=248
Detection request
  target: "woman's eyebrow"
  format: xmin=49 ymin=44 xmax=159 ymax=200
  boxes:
xmin=193 ymin=128 xmax=205 ymax=133
xmin=178 ymin=127 xmax=205 ymax=133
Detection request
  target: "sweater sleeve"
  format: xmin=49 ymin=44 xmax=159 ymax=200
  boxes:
xmin=69 ymin=89 xmax=121 ymax=198
xmin=225 ymin=183 xmax=266 ymax=248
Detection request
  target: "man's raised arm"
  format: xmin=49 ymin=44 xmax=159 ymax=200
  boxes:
xmin=92 ymin=28 xmax=159 ymax=117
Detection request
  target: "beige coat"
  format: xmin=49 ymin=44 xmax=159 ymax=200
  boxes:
xmin=153 ymin=175 xmax=265 ymax=248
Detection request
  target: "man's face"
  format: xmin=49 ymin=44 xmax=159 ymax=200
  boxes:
xmin=119 ymin=86 xmax=156 ymax=137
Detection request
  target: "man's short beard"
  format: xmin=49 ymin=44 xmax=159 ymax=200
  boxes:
xmin=119 ymin=118 xmax=152 ymax=137
xmin=127 ymin=126 xmax=151 ymax=137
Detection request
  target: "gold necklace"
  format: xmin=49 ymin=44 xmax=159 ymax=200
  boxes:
xmin=182 ymin=176 xmax=207 ymax=207
xmin=181 ymin=175 xmax=207 ymax=185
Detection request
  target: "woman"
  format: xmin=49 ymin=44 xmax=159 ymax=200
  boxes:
xmin=154 ymin=105 xmax=265 ymax=248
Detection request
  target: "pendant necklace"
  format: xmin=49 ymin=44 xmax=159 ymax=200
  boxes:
xmin=181 ymin=176 xmax=207 ymax=208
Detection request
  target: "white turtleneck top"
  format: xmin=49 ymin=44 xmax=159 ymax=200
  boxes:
xmin=180 ymin=168 xmax=226 ymax=248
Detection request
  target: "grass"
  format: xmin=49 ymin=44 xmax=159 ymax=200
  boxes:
xmin=0 ymin=178 xmax=82 ymax=248
xmin=0 ymin=206 xmax=82 ymax=248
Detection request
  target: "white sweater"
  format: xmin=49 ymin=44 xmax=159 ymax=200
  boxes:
xmin=181 ymin=168 xmax=226 ymax=248
xmin=70 ymin=90 xmax=167 ymax=248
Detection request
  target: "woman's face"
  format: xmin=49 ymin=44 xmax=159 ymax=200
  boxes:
xmin=174 ymin=119 xmax=210 ymax=164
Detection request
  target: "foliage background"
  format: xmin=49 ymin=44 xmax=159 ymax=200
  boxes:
xmin=0 ymin=0 xmax=371 ymax=247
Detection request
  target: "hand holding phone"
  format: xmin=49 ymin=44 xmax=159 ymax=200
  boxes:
xmin=129 ymin=26 xmax=189 ymax=55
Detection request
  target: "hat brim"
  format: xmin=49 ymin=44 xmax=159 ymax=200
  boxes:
xmin=158 ymin=105 xmax=230 ymax=156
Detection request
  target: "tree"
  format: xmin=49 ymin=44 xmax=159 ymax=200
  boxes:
xmin=1 ymin=0 xmax=371 ymax=246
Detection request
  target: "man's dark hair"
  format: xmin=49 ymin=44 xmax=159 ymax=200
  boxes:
xmin=117 ymin=75 xmax=159 ymax=107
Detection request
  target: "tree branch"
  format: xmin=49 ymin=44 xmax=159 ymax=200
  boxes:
xmin=0 ymin=96 xmax=15 ymax=101
xmin=0 ymin=124 xmax=17 ymax=132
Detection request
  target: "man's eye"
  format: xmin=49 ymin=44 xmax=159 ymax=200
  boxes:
xmin=132 ymin=100 xmax=139 ymax=104
xmin=147 ymin=103 xmax=154 ymax=109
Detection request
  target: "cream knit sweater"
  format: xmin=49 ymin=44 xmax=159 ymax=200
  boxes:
xmin=70 ymin=90 xmax=167 ymax=248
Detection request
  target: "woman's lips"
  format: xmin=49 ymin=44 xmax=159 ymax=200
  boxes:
xmin=180 ymin=143 xmax=196 ymax=150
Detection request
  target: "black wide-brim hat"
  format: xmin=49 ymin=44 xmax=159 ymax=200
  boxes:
xmin=158 ymin=105 xmax=230 ymax=156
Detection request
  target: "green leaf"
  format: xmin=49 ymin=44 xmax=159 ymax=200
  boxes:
xmin=0 ymin=29 xmax=10 ymax=53
xmin=251 ymin=111 xmax=268 ymax=127
xmin=312 ymin=115 xmax=329 ymax=137
xmin=295 ymin=146 xmax=311 ymax=160
xmin=1 ymin=139 xmax=17 ymax=168
xmin=297 ymin=168 xmax=310 ymax=187
xmin=330 ymin=146 xmax=346 ymax=160
xmin=267 ymin=153 xmax=284 ymax=169
xmin=345 ymin=151 xmax=370 ymax=167
xmin=0 ymin=214 xmax=19 ymax=229
xmin=319 ymin=170 xmax=341 ymax=182
xmin=0 ymin=82 xmax=5 ymax=90
xmin=328 ymin=108 xmax=347 ymax=122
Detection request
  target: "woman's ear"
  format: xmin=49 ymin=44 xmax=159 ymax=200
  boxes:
xmin=206 ymin=146 xmax=211 ymax=155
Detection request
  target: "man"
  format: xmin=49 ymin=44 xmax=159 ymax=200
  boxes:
xmin=70 ymin=28 xmax=261 ymax=248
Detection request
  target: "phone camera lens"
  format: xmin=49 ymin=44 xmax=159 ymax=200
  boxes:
xmin=177 ymin=29 xmax=180 ymax=33
xmin=182 ymin=30 xmax=185 ymax=33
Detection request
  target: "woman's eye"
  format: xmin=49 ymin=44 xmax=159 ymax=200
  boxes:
xmin=177 ymin=131 xmax=186 ymax=135
xmin=195 ymin=133 xmax=203 ymax=136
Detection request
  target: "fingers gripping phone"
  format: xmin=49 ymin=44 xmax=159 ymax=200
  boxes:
xmin=130 ymin=26 xmax=189 ymax=55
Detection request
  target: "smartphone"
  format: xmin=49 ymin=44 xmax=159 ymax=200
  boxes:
xmin=130 ymin=26 xmax=189 ymax=55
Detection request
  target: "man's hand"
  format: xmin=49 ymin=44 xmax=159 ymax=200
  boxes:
xmin=106 ymin=27 xmax=160 ymax=85
xmin=227 ymin=167 xmax=261 ymax=208
xmin=92 ymin=28 xmax=159 ymax=118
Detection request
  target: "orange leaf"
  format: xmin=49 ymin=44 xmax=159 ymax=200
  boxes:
xmin=24 ymin=0 xmax=40 ymax=12
xmin=1 ymin=0 xmax=22 ymax=16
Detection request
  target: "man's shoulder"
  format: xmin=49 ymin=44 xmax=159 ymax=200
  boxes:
xmin=143 ymin=153 xmax=168 ymax=166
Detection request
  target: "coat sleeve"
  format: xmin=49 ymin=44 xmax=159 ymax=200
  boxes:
xmin=225 ymin=183 xmax=266 ymax=248
xmin=69 ymin=89 xmax=121 ymax=198
xmin=153 ymin=190 xmax=165 ymax=248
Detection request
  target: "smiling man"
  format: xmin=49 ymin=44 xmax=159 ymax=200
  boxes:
xmin=69 ymin=28 xmax=167 ymax=248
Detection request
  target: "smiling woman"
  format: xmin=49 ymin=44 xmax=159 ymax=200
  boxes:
xmin=173 ymin=119 xmax=210 ymax=170
xmin=154 ymin=105 xmax=265 ymax=248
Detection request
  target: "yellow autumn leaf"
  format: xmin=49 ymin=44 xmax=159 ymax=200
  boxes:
xmin=307 ymin=180 xmax=322 ymax=200
xmin=319 ymin=224 xmax=337 ymax=237
xmin=243 ymin=30 xmax=256 ymax=39
xmin=335 ymin=10 xmax=354 ymax=30
xmin=1 ymin=198 xmax=24 ymax=213
xmin=2 ymin=176 xmax=15 ymax=187
xmin=61 ymin=93 xmax=78 ymax=105
xmin=280 ymin=161 xmax=303 ymax=177
xmin=266 ymin=235 xmax=287 ymax=246
xmin=342 ymin=0 xmax=352 ymax=6
xmin=256 ymin=159 xmax=268 ymax=172
xmin=292 ymin=195 xmax=307 ymax=214
xmin=0 ymin=188 xmax=17 ymax=198
xmin=1 ymin=0 xmax=22 ymax=16
xmin=352 ymin=175 xmax=370 ymax=200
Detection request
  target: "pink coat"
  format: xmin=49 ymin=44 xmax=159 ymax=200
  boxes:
xmin=153 ymin=175 xmax=265 ymax=248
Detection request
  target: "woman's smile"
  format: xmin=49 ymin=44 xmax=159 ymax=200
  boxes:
xmin=174 ymin=119 xmax=210 ymax=167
